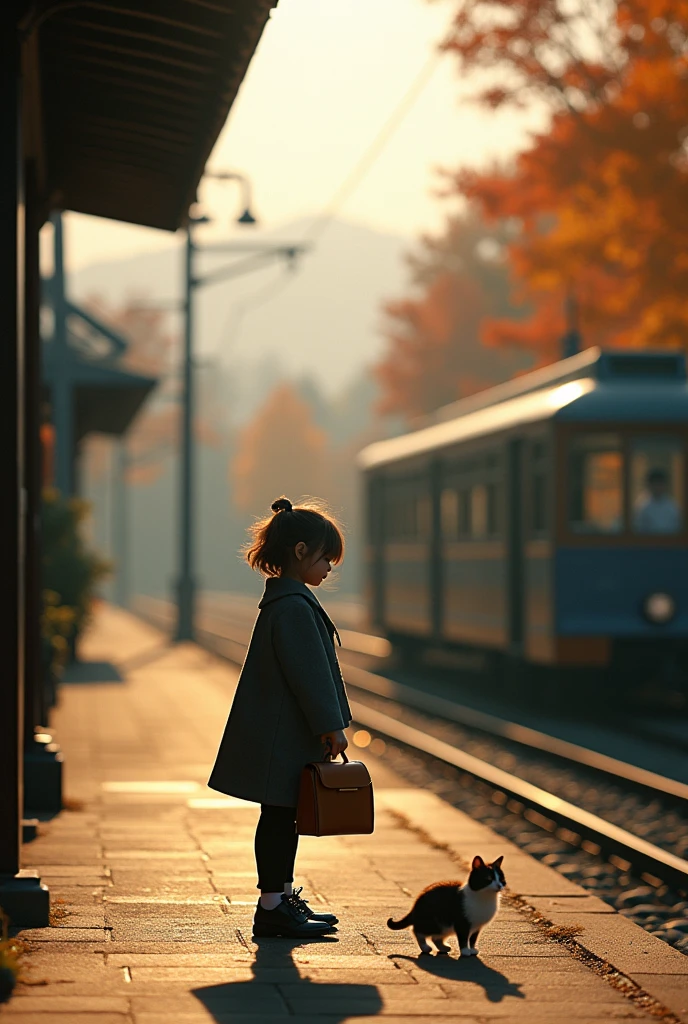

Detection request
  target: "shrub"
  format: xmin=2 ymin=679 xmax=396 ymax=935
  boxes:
xmin=41 ymin=489 xmax=111 ymax=662
xmin=0 ymin=910 xmax=22 ymax=1002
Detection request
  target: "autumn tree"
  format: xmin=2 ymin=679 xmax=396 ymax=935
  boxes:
xmin=437 ymin=0 xmax=688 ymax=358
xmin=232 ymin=383 xmax=332 ymax=516
xmin=81 ymin=296 xmax=225 ymax=488
xmin=78 ymin=296 xmax=176 ymax=486
xmin=375 ymin=211 xmax=532 ymax=418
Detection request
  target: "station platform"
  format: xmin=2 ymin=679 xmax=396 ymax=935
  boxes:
xmin=3 ymin=604 xmax=687 ymax=1023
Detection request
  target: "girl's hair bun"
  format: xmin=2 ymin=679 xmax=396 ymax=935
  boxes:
xmin=271 ymin=496 xmax=293 ymax=513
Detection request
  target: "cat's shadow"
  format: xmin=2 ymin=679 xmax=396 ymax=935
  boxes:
xmin=390 ymin=953 xmax=525 ymax=1004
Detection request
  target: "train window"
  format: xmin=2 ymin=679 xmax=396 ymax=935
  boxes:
xmin=486 ymin=482 xmax=500 ymax=536
xmin=458 ymin=489 xmax=472 ymax=537
xmin=569 ymin=434 xmax=624 ymax=534
xmin=441 ymin=489 xmax=458 ymax=540
xmin=530 ymin=440 xmax=548 ymax=534
xmin=631 ymin=438 xmax=684 ymax=535
xmin=471 ymin=484 xmax=488 ymax=538
xmin=417 ymin=496 xmax=432 ymax=539
xmin=531 ymin=472 xmax=548 ymax=533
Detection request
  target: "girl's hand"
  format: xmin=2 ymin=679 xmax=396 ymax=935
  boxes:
xmin=321 ymin=729 xmax=348 ymax=759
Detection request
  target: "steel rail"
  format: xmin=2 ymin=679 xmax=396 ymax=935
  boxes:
xmin=349 ymin=700 xmax=688 ymax=893
xmin=341 ymin=664 xmax=688 ymax=802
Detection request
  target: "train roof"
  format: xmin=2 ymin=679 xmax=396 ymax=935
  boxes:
xmin=359 ymin=349 xmax=688 ymax=471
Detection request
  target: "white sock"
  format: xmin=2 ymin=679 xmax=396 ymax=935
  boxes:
xmin=283 ymin=882 xmax=293 ymax=896
xmin=259 ymin=892 xmax=283 ymax=911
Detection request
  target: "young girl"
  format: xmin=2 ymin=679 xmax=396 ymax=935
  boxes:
xmin=208 ymin=497 xmax=351 ymax=938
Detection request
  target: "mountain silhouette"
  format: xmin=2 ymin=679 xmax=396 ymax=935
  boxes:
xmin=71 ymin=217 xmax=410 ymax=398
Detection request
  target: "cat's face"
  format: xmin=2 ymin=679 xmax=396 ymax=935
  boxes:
xmin=468 ymin=855 xmax=505 ymax=892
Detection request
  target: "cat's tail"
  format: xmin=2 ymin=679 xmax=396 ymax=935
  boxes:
xmin=387 ymin=912 xmax=412 ymax=930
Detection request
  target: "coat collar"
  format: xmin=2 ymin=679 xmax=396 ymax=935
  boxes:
xmin=258 ymin=576 xmax=341 ymax=645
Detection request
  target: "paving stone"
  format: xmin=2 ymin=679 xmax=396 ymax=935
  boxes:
xmin=527 ymin=895 xmax=617 ymax=915
xmin=126 ymin=966 xmax=416 ymax=985
xmin=18 ymin=928 xmax=108 ymax=942
xmin=34 ymin=875 xmax=108 ymax=887
xmin=132 ymin=1016 xmax=289 ymax=1024
xmin=0 ymin=1015 xmax=129 ymax=1023
xmin=631 ymin=973 xmax=688 ymax=1019
xmin=130 ymin=987 xmax=286 ymax=1013
xmin=30 ymin=866 xmax=109 ymax=877
xmin=106 ymin=952 xmax=393 ymax=969
xmin=5 ymin=995 xmax=129 ymax=1012
xmin=535 ymin=912 xmax=688 ymax=976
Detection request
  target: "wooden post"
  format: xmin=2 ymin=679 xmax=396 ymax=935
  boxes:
xmin=0 ymin=6 xmax=25 ymax=891
xmin=0 ymin=8 xmax=49 ymax=926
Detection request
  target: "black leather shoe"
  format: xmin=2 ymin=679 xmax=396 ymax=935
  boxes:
xmin=252 ymin=896 xmax=335 ymax=938
xmin=288 ymin=887 xmax=339 ymax=926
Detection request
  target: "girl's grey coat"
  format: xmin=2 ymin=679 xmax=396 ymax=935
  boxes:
xmin=208 ymin=577 xmax=352 ymax=807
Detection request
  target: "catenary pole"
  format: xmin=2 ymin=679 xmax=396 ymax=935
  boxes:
xmin=175 ymin=224 xmax=196 ymax=641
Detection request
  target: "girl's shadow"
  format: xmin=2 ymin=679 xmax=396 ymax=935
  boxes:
xmin=390 ymin=953 xmax=525 ymax=1004
xmin=192 ymin=937 xmax=383 ymax=1021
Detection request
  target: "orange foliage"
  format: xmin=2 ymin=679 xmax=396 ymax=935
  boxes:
xmin=78 ymin=295 xmax=177 ymax=484
xmin=375 ymin=213 xmax=532 ymax=417
xmin=377 ymin=273 xmax=488 ymax=417
xmin=232 ymin=383 xmax=332 ymax=515
xmin=438 ymin=0 xmax=688 ymax=356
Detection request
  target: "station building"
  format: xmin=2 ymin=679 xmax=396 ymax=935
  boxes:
xmin=1 ymin=0 xmax=276 ymax=924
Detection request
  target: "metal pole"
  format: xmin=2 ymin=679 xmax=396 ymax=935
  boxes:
xmin=175 ymin=225 xmax=196 ymax=640
xmin=52 ymin=212 xmax=73 ymax=497
xmin=562 ymin=290 xmax=581 ymax=359
xmin=0 ymin=14 xmax=48 ymax=924
xmin=113 ymin=439 xmax=129 ymax=608
xmin=23 ymin=158 xmax=44 ymax=739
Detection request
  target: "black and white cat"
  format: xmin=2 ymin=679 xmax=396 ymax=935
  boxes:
xmin=387 ymin=855 xmax=505 ymax=956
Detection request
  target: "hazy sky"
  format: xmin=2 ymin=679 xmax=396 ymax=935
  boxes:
xmin=61 ymin=0 xmax=547 ymax=272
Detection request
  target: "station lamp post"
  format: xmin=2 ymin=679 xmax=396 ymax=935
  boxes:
xmin=174 ymin=172 xmax=308 ymax=642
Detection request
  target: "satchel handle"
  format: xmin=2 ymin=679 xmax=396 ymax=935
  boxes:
xmin=323 ymin=749 xmax=349 ymax=764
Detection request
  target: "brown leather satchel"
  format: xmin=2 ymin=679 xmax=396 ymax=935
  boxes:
xmin=296 ymin=752 xmax=374 ymax=836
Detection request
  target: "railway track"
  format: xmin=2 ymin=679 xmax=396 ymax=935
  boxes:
xmin=134 ymin=595 xmax=688 ymax=950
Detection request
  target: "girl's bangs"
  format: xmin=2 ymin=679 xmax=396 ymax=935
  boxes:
xmin=321 ymin=519 xmax=344 ymax=564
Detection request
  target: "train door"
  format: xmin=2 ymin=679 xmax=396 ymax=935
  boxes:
xmin=429 ymin=459 xmax=443 ymax=639
xmin=366 ymin=474 xmax=386 ymax=632
xmin=506 ymin=438 xmax=525 ymax=653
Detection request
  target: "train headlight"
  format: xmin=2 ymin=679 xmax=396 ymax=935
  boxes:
xmin=642 ymin=592 xmax=676 ymax=624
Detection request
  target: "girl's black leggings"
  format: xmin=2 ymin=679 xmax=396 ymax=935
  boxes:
xmin=254 ymin=804 xmax=299 ymax=892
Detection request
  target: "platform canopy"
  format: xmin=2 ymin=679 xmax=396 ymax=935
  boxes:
xmin=23 ymin=0 xmax=276 ymax=230
xmin=43 ymin=351 xmax=157 ymax=441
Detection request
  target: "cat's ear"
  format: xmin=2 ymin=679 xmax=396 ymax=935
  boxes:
xmin=472 ymin=855 xmax=485 ymax=870
xmin=492 ymin=855 xmax=504 ymax=869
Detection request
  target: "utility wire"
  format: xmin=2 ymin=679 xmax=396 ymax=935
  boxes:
xmin=304 ymin=48 xmax=443 ymax=241
xmin=220 ymin=45 xmax=444 ymax=338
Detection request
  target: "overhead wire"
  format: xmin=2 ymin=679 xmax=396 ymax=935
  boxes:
xmin=303 ymin=47 xmax=443 ymax=242
xmin=218 ymin=44 xmax=445 ymax=345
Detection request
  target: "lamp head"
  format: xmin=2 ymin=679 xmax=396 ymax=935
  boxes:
xmin=237 ymin=207 xmax=257 ymax=226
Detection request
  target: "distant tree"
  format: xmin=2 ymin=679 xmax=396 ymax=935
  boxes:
xmin=78 ymin=295 xmax=177 ymax=485
xmin=81 ymin=296 xmax=225 ymax=488
xmin=231 ymin=383 xmax=332 ymax=515
xmin=437 ymin=0 xmax=688 ymax=356
xmin=375 ymin=211 xmax=532 ymax=418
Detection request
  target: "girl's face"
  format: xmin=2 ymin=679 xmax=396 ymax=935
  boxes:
xmin=292 ymin=544 xmax=334 ymax=586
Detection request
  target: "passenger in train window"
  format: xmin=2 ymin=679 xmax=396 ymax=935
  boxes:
xmin=633 ymin=468 xmax=682 ymax=534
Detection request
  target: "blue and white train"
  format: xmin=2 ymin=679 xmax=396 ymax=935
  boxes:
xmin=359 ymin=349 xmax=688 ymax=692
